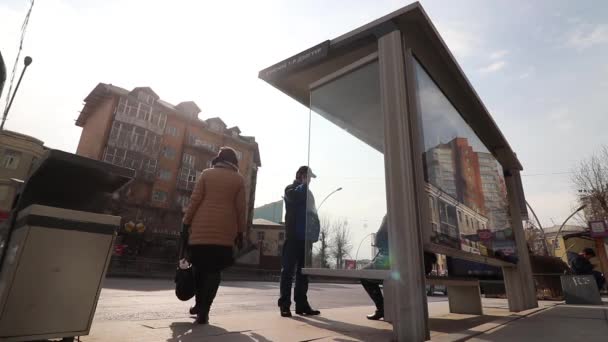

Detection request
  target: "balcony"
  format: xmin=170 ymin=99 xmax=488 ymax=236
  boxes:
xmin=107 ymin=137 xmax=160 ymax=159
xmin=115 ymin=112 xmax=164 ymax=136
xmin=187 ymin=137 xmax=218 ymax=154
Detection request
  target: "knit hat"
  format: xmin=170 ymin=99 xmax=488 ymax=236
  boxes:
xmin=212 ymin=147 xmax=239 ymax=169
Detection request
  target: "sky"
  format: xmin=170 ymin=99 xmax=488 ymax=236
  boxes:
xmin=1 ymin=0 xmax=607 ymax=259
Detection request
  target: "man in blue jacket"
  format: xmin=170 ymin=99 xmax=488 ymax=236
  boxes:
xmin=278 ymin=166 xmax=321 ymax=317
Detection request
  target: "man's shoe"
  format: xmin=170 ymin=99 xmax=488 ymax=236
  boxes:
xmin=280 ymin=306 xmax=292 ymax=317
xmin=366 ymin=310 xmax=384 ymax=320
xmin=295 ymin=305 xmax=321 ymax=316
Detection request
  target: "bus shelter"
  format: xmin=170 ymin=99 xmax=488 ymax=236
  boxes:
xmin=259 ymin=3 xmax=537 ymax=341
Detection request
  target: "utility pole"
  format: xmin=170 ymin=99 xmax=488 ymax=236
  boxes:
xmin=1 ymin=56 xmax=33 ymax=131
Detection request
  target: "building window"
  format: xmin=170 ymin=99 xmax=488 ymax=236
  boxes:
xmin=144 ymin=159 xmax=157 ymax=174
xmin=182 ymin=153 xmax=195 ymax=167
xmin=177 ymin=194 xmax=190 ymax=208
xmin=136 ymin=103 xmax=151 ymax=121
xmin=158 ymin=169 xmax=172 ymax=181
xmin=279 ymin=232 xmax=285 ymax=241
xmin=2 ymin=150 xmax=21 ymax=170
xmin=0 ymin=185 xmax=8 ymax=201
xmin=162 ymin=145 xmax=176 ymax=159
xmin=257 ymin=231 xmax=265 ymax=241
xmin=103 ymin=147 xmax=127 ymax=165
xmin=152 ymin=190 xmax=168 ymax=203
xmin=137 ymin=92 xmax=155 ymax=104
xmin=166 ymin=126 xmax=178 ymax=137
xmin=131 ymin=126 xmax=147 ymax=151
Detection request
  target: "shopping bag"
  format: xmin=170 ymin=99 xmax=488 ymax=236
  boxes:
xmin=175 ymin=259 xmax=195 ymax=301
xmin=175 ymin=224 xmax=195 ymax=301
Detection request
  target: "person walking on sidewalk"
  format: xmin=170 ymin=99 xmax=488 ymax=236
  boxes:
xmin=183 ymin=147 xmax=247 ymax=324
xmin=278 ymin=166 xmax=321 ymax=317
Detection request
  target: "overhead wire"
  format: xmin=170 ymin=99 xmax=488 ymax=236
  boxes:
xmin=3 ymin=0 xmax=35 ymax=114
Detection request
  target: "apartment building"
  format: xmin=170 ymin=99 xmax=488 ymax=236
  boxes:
xmin=0 ymin=130 xmax=46 ymax=218
xmin=75 ymin=83 xmax=261 ymax=243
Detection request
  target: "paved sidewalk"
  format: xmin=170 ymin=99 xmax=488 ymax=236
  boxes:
xmin=468 ymin=302 xmax=608 ymax=342
xmin=83 ymin=299 xmax=566 ymax=342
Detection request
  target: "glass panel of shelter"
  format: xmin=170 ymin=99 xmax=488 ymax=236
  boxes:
xmin=305 ymin=59 xmax=388 ymax=272
xmin=412 ymin=58 xmax=517 ymax=261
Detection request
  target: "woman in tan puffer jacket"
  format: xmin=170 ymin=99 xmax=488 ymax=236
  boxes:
xmin=183 ymin=147 xmax=246 ymax=324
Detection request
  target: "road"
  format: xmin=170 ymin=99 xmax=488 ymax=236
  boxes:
xmin=95 ymin=278 xmax=447 ymax=322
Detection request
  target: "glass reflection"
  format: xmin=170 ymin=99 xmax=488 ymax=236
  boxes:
xmin=307 ymin=60 xmax=387 ymax=270
xmin=414 ymin=59 xmax=516 ymax=260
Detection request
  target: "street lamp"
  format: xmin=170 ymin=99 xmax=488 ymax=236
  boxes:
xmin=355 ymin=232 xmax=375 ymax=262
xmin=1 ymin=56 xmax=33 ymax=130
xmin=317 ymin=187 xmax=343 ymax=211
xmin=552 ymin=204 xmax=587 ymax=255
xmin=525 ymin=200 xmax=550 ymax=256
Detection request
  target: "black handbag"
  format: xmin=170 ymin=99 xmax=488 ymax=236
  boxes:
xmin=175 ymin=224 xmax=195 ymax=301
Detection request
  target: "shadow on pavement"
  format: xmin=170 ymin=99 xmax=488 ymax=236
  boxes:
xmin=293 ymin=315 xmax=392 ymax=341
xmin=220 ymin=281 xmax=280 ymax=290
xmin=428 ymin=314 xmax=511 ymax=334
xmin=167 ymin=322 xmax=272 ymax=342
xmin=103 ymin=277 xmax=175 ymax=291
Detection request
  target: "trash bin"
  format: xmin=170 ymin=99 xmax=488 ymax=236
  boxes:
xmin=0 ymin=149 xmax=133 ymax=341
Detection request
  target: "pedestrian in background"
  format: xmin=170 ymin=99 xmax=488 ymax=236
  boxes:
xmin=183 ymin=147 xmax=246 ymax=324
xmin=360 ymin=215 xmax=437 ymax=320
xmin=570 ymin=248 xmax=606 ymax=292
xmin=278 ymin=166 xmax=321 ymax=317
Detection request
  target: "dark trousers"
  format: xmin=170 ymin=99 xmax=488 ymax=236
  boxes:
xmin=278 ymin=239 xmax=310 ymax=308
xmin=592 ymin=271 xmax=606 ymax=291
xmin=361 ymin=279 xmax=384 ymax=311
xmin=189 ymin=245 xmax=233 ymax=315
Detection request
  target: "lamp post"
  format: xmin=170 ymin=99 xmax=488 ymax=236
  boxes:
xmin=552 ymin=204 xmax=587 ymax=256
xmin=316 ymin=187 xmax=343 ymax=211
xmin=1 ymin=56 xmax=33 ymax=130
xmin=525 ymin=200 xmax=550 ymax=256
xmin=355 ymin=232 xmax=375 ymax=263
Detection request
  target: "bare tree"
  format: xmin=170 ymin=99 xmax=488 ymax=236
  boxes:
xmin=313 ymin=216 xmax=332 ymax=268
xmin=330 ymin=218 xmax=352 ymax=269
xmin=572 ymin=146 xmax=608 ymax=221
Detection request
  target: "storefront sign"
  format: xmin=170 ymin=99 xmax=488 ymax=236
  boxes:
xmin=589 ymin=220 xmax=608 ymax=238
xmin=477 ymin=229 xmax=492 ymax=241
xmin=259 ymin=40 xmax=330 ymax=81
xmin=492 ymin=240 xmax=516 ymax=255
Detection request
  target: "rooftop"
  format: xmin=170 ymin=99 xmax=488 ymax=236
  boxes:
xmin=258 ymin=1 xmax=522 ymax=171
xmin=75 ymin=83 xmax=262 ymax=166
xmin=252 ymin=218 xmax=284 ymax=227
xmin=0 ymin=129 xmax=44 ymax=146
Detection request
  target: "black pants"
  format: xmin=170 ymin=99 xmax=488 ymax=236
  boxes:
xmin=278 ymin=239 xmax=311 ymax=308
xmin=592 ymin=271 xmax=606 ymax=291
xmin=360 ymin=251 xmax=436 ymax=311
xmin=189 ymin=245 xmax=233 ymax=314
xmin=361 ymin=279 xmax=384 ymax=311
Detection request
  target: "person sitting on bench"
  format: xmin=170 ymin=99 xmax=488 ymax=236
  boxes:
xmin=570 ymin=248 xmax=606 ymax=292
xmin=360 ymin=215 xmax=437 ymax=320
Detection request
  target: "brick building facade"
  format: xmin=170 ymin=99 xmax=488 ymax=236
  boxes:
xmin=75 ymin=83 xmax=261 ymax=260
